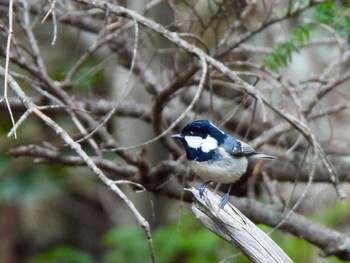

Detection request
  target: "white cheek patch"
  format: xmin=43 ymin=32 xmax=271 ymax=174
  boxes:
xmin=184 ymin=136 xmax=203 ymax=149
xmin=201 ymin=136 xmax=218 ymax=152
xmin=184 ymin=135 xmax=218 ymax=153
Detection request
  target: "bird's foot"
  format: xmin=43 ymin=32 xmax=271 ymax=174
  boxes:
xmin=219 ymin=184 xmax=233 ymax=209
xmin=199 ymin=181 xmax=210 ymax=198
xmin=219 ymin=194 xmax=229 ymax=208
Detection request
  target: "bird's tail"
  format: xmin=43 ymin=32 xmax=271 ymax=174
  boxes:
xmin=249 ymin=153 xmax=276 ymax=160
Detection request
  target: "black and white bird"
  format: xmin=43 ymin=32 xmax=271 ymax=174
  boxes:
xmin=172 ymin=120 xmax=276 ymax=208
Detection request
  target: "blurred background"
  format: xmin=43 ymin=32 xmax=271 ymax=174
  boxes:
xmin=1 ymin=0 xmax=350 ymax=262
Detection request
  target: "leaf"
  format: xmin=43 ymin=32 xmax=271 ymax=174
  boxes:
xmin=291 ymin=24 xmax=311 ymax=44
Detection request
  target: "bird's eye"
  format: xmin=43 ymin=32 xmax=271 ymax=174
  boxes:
xmin=189 ymin=131 xmax=194 ymax=135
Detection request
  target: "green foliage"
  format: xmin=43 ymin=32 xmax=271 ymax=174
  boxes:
xmin=30 ymin=246 xmax=93 ymax=263
xmin=102 ymin=227 xmax=149 ymax=263
xmin=264 ymin=0 xmax=350 ymax=72
xmin=264 ymin=23 xmax=311 ymax=72
xmin=314 ymin=0 xmax=350 ymax=42
xmin=102 ymin=213 xmax=246 ymax=263
xmin=313 ymin=0 xmax=335 ymax=25
xmin=290 ymin=23 xmax=311 ymax=44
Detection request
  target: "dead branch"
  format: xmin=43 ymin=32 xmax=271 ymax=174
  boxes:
xmin=188 ymin=187 xmax=293 ymax=263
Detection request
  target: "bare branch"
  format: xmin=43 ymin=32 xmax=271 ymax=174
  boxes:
xmin=188 ymin=187 xmax=293 ymax=263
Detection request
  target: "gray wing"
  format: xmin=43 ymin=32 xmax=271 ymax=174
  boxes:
xmin=222 ymin=136 xmax=244 ymax=156
xmin=237 ymin=140 xmax=276 ymax=160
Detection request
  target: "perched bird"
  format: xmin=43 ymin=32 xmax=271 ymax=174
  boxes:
xmin=172 ymin=120 xmax=276 ymax=208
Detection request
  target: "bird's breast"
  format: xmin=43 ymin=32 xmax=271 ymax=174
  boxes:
xmin=189 ymin=156 xmax=248 ymax=184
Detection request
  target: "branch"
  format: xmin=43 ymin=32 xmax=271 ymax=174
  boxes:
xmin=188 ymin=187 xmax=293 ymax=263
xmin=233 ymin=197 xmax=350 ymax=260
xmin=8 ymin=145 xmax=138 ymax=177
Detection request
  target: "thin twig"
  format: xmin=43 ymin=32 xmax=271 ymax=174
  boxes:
xmin=42 ymin=0 xmax=57 ymax=45
xmin=2 ymin=0 xmax=17 ymax=138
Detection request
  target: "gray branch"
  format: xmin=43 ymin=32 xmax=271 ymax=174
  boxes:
xmin=187 ymin=187 xmax=293 ymax=263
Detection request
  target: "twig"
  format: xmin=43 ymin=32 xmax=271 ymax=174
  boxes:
xmin=42 ymin=0 xmax=57 ymax=45
xmin=124 ymin=17 xmax=138 ymax=90
xmin=2 ymin=0 xmax=17 ymax=138
xmin=8 ymin=144 xmax=138 ymax=177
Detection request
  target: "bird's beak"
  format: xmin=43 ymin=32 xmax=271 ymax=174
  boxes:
xmin=171 ymin=134 xmax=183 ymax=140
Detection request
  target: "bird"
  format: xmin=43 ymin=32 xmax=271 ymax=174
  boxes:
xmin=172 ymin=119 xmax=276 ymax=208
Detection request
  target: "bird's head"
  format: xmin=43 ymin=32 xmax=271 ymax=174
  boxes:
xmin=172 ymin=120 xmax=228 ymax=161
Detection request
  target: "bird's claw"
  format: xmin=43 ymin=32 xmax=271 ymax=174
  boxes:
xmin=199 ymin=182 xmax=210 ymax=198
xmin=219 ymin=184 xmax=232 ymax=209
xmin=219 ymin=193 xmax=229 ymax=208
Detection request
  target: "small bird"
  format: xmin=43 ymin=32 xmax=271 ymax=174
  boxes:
xmin=172 ymin=120 xmax=276 ymax=208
